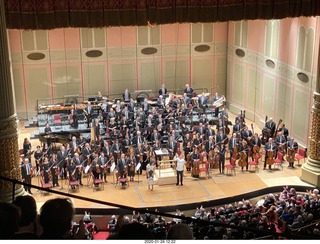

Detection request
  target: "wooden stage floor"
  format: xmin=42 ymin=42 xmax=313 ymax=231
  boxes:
xmin=18 ymin=113 xmax=314 ymax=211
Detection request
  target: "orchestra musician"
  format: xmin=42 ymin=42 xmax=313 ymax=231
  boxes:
xmin=133 ymin=131 xmax=145 ymax=146
xmin=250 ymin=133 xmax=261 ymax=161
xmin=108 ymin=108 xmax=116 ymax=122
xmin=67 ymin=159 xmax=77 ymax=187
xmin=57 ymin=145 xmax=68 ymax=180
xmin=69 ymin=136 xmax=78 ymax=157
xmin=198 ymin=92 xmax=208 ymax=113
xmin=278 ymin=123 xmax=289 ymax=141
xmin=287 ymin=137 xmax=298 ymax=168
xmin=152 ymin=139 xmax=161 ymax=167
xmin=191 ymin=147 xmax=201 ymax=178
xmin=265 ymin=117 xmax=276 ymax=140
xmin=184 ymin=141 xmax=193 ymax=172
xmin=142 ymin=140 xmax=151 ymax=167
xmin=157 ymin=95 xmax=165 ymax=108
xmin=205 ymin=136 xmax=215 ymax=154
xmin=117 ymin=153 xmax=128 ymax=179
xmin=184 ymin=84 xmax=194 ymax=98
xmin=21 ymin=157 xmax=33 ymax=194
xmin=264 ymin=138 xmax=276 ymax=170
xmin=167 ymin=136 xmax=178 ymax=161
xmin=216 ymin=128 xmax=227 ymax=145
xmin=122 ymin=88 xmax=131 ymax=103
xmin=101 ymin=97 xmax=110 ymax=124
xmin=228 ymin=133 xmax=239 ymax=161
xmin=127 ymin=97 xmax=135 ymax=113
xmin=122 ymin=134 xmax=132 ymax=155
xmin=239 ymin=140 xmax=249 ymax=171
xmin=96 ymin=91 xmax=103 ymax=102
xmin=182 ymin=93 xmax=191 ymax=106
xmin=85 ymin=101 xmax=94 ymax=128
xmin=121 ymin=105 xmax=131 ymax=122
xmin=112 ymin=139 xmax=122 ymax=163
xmin=199 ymin=114 xmax=209 ymax=125
xmin=217 ymin=143 xmax=226 ymax=174
xmin=235 ymin=112 xmax=246 ymax=129
xmin=275 ymin=131 xmax=287 ymax=154
xmin=73 ymin=153 xmax=84 ymax=186
xmin=40 ymin=156 xmax=51 ymax=183
xmin=71 ymin=104 xmax=79 ymax=129
xmin=77 ymin=134 xmax=87 ymax=146
xmin=216 ymin=118 xmax=224 ymax=131
xmin=135 ymin=143 xmax=144 ymax=175
xmin=127 ymin=153 xmax=136 ymax=182
xmin=34 ymin=145 xmax=43 ymax=172
xmin=159 ymin=83 xmax=168 ymax=97
xmin=98 ymin=152 xmax=109 ymax=183
xmin=141 ymin=98 xmax=150 ymax=115
xmin=42 ymin=142 xmax=52 ymax=158
xmin=242 ymin=125 xmax=253 ymax=143
xmin=197 ymin=122 xmax=206 ymax=138
xmin=44 ymin=123 xmax=52 ymax=147
xmin=23 ymin=138 xmax=32 ymax=161
xmin=50 ymin=153 xmax=59 ymax=187
xmin=232 ymin=119 xmax=241 ymax=135
xmin=81 ymin=143 xmax=92 ymax=167
xmin=91 ymin=155 xmax=101 ymax=185
xmin=205 ymin=125 xmax=215 ymax=140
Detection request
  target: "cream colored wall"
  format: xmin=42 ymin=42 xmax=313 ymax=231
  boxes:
xmin=227 ymin=18 xmax=320 ymax=147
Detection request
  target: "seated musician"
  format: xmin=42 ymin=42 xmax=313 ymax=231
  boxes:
xmin=287 ymin=137 xmax=298 ymax=168
xmin=239 ymin=140 xmax=249 ymax=171
xmin=72 ymin=153 xmax=83 ymax=186
xmin=275 ymin=131 xmax=287 ymax=154
xmin=127 ymin=153 xmax=136 ymax=182
xmin=264 ymin=138 xmax=276 ymax=170
xmin=135 ymin=143 xmax=144 ymax=174
xmin=44 ymin=123 xmax=52 ymax=135
xmin=159 ymin=83 xmax=168 ymax=97
xmin=167 ymin=136 xmax=177 ymax=160
xmin=184 ymin=84 xmax=194 ymax=98
xmin=228 ymin=133 xmax=239 ymax=161
xmin=122 ymin=88 xmax=131 ymax=103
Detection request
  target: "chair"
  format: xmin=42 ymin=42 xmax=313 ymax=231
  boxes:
xmin=295 ymin=148 xmax=306 ymax=166
xmin=53 ymin=114 xmax=62 ymax=127
xmin=68 ymin=177 xmax=80 ymax=193
xmin=115 ymin=171 xmax=128 ymax=189
xmin=90 ymin=172 xmax=104 ymax=191
xmin=40 ymin=171 xmax=53 ymax=196
xmin=225 ymin=157 xmax=236 ymax=176
xmin=274 ymin=151 xmax=284 ymax=170
xmin=199 ymin=152 xmax=209 ymax=178
xmin=248 ymin=154 xmax=260 ymax=172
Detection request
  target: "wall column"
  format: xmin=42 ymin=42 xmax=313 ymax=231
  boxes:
xmin=0 ymin=0 xmax=25 ymax=201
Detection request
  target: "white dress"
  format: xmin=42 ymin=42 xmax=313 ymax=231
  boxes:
xmin=146 ymin=164 xmax=155 ymax=185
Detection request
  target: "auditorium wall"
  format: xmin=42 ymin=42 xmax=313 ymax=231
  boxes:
xmin=7 ymin=23 xmax=228 ymax=120
xmin=227 ymin=17 xmax=320 ymax=148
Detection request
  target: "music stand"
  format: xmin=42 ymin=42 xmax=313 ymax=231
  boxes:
xmin=135 ymin=162 xmax=142 ymax=183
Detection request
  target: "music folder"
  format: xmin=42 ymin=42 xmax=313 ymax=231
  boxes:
xmin=110 ymin=162 xmax=116 ymax=172
xmin=136 ymin=162 xmax=141 ymax=171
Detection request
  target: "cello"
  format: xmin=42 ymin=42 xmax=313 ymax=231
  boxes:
xmin=238 ymin=150 xmax=247 ymax=168
xmin=286 ymin=148 xmax=296 ymax=164
xmin=266 ymin=150 xmax=275 ymax=166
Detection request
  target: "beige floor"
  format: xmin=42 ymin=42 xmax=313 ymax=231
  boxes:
xmin=18 ymin=112 xmax=313 ymax=210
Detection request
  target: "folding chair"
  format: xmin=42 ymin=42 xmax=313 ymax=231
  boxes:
xmin=274 ymin=151 xmax=284 ymax=170
xmin=248 ymin=154 xmax=260 ymax=172
xmin=115 ymin=171 xmax=129 ymax=189
xmin=90 ymin=172 xmax=104 ymax=191
xmin=295 ymin=148 xmax=306 ymax=166
xmin=40 ymin=171 xmax=53 ymax=196
xmin=225 ymin=157 xmax=236 ymax=176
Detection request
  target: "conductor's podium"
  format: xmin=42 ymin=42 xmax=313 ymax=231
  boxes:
xmin=154 ymin=159 xmax=177 ymax=186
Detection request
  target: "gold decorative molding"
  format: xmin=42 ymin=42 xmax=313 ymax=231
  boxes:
xmin=308 ymin=92 xmax=320 ymax=161
xmin=0 ymin=115 xmax=18 ymax=139
xmin=0 ymin=134 xmax=22 ymax=191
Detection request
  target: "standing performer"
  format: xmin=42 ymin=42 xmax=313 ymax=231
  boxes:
xmin=122 ymin=88 xmax=131 ymax=102
xmin=146 ymin=159 xmax=156 ymax=191
xmin=117 ymin=153 xmax=128 ymax=178
xmin=127 ymin=153 xmax=136 ymax=182
xmin=264 ymin=138 xmax=276 ymax=170
xmin=217 ymin=143 xmax=226 ymax=174
xmin=85 ymin=101 xmax=94 ymax=128
xmin=98 ymin=152 xmax=109 ymax=183
xmin=73 ymin=153 xmax=84 ymax=186
xmin=34 ymin=145 xmax=43 ymax=172
xmin=191 ymin=147 xmax=201 ymax=178
xmin=174 ymin=153 xmax=186 ymax=186
xmin=50 ymin=153 xmax=59 ymax=187
xmin=159 ymin=83 xmax=168 ymax=97
xmin=184 ymin=84 xmax=194 ymax=98
xmin=287 ymin=137 xmax=298 ymax=168
xmin=40 ymin=156 xmax=51 ymax=184
xmin=21 ymin=157 xmax=33 ymax=194
xmin=239 ymin=140 xmax=249 ymax=171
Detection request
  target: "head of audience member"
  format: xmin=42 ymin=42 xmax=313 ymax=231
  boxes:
xmin=39 ymin=198 xmax=75 ymax=239
xmin=0 ymin=202 xmax=20 ymax=239
xmin=109 ymin=222 xmax=154 ymax=240
xmin=166 ymin=223 xmax=194 ymax=240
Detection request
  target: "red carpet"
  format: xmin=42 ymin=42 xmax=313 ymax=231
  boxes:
xmin=93 ymin=231 xmax=110 ymax=240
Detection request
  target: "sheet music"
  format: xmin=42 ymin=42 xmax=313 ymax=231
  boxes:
xmin=155 ymin=149 xmax=169 ymax=156
xmin=110 ymin=162 xmax=116 ymax=172
xmin=136 ymin=162 xmax=141 ymax=171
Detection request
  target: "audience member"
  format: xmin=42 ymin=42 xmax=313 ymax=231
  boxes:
xmin=0 ymin=202 xmax=20 ymax=239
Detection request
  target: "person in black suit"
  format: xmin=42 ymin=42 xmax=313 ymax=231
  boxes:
xmin=278 ymin=123 xmax=289 ymax=141
xmin=184 ymin=84 xmax=194 ymax=98
xmin=181 ymin=93 xmax=191 ymax=107
xmin=127 ymin=97 xmax=135 ymax=113
xmin=216 ymin=128 xmax=228 ymax=145
xmin=250 ymin=133 xmax=261 ymax=161
xmin=21 ymin=158 xmax=33 ymax=194
xmin=287 ymin=137 xmax=298 ymax=168
xmin=158 ymin=83 xmax=168 ymax=97
xmin=265 ymin=117 xmax=276 ymax=140
xmin=141 ymin=98 xmax=150 ymax=114
xmin=264 ymin=138 xmax=276 ymax=170
xmin=85 ymin=101 xmax=94 ymax=128
xmin=71 ymin=104 xmax=79 ymax=128
xmin=117 ymin=153 xmax=128 ymax=178
xmin=198 ymin=92 xmax=208 ymax=114
xmin=122 ymin=88 xmax=131 ymax=102
xmin=167 ymin=136 xmax=177 ymax=160
xmin=93 ymin=119 xmax=100 ymax=142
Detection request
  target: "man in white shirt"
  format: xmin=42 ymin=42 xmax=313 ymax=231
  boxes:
xmin=174 ymin=153 xmax=186 ymax=186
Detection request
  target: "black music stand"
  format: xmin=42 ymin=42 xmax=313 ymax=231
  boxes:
xmin=135 ymin=162 xmax=142 ymax=183
xmin=110 ymin=163 xmax=116 ymax=185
